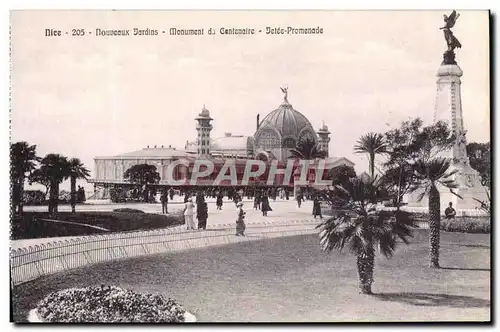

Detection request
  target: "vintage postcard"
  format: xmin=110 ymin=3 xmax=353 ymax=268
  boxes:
xmin=9 ymin=10 xmax=490 ymax=323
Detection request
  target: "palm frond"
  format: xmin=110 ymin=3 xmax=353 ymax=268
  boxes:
xmin=318 ymin=176 xmax=415 ymax=259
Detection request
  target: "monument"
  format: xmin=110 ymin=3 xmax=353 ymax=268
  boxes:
xmin=419 ymin=10 xmax=489 ymax=210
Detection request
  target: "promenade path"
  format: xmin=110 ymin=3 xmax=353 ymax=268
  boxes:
xmin=13 ymin=199 xmax=321 ymax=249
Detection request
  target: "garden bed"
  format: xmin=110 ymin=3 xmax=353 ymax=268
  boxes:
xmin=29 ymin=285 xmax=195 ymax=323
xmin=11 ymin=211 xmax=184 ymax=240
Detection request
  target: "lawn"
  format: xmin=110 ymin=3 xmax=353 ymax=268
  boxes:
xmin=11 ymin=230 xmax=490 ymax=322
xmin=10 ymin=211 xmax=184 ymax=240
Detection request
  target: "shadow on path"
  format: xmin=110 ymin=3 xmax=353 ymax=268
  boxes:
xmin=441 ymin=267 xmax=490 ymax=272
xmin=373 ymin=292 xmax=490 ymax=308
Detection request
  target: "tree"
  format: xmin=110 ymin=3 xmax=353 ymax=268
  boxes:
xmin=289 ymin=138 xmax=327 ymax=160
xmin=382 ymin=118 xmax=455 ymax=211
xmin=384 ymin=119 xmax=455 ymax=168
xmin=411 ymin=158 xmax=460 ymax=268
xmin=39 ymin=154 xmax=71 ymax=215
xmin=28 ymin=168 xmax=51 ymax=197
xmin=380 ymin=164 xmax=415 ymax=210
xmin=466 ymin=142 xmax=490 ymax=188
xmin=10 ymin=142 xmax=40 ymax=216
xmin=124 ymin=164 xmax=161 ymax=202
xmin=68 ymin=158 xmax=90 ymax=213
xmin=330 ymin=164 xmax=357 ymax=187
xmin=317 ymin=176 xmax=416 ymax=294
xmin=383 ymin=118 xmax=457 ymax=268
xmin=354 ymin=133 xmax=387 ymax=178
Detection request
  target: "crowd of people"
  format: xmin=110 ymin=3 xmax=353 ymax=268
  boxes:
xmin=158 ymin=186 xmax=325 ymax=236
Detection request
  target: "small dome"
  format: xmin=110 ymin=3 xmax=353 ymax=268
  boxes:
xmin=199 ymin=105 xmax=210 ymax=117
xmin=321 ymin=123 xmax=329 ymax=131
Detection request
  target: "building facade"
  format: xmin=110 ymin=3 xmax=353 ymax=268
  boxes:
xmin=89 ymin=90 xmax=354 ymax=194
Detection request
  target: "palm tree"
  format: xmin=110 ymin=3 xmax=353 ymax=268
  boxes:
xmin=289 ymin=138 xmax=327 ymax=159
xmin=317 ymin=176 xmax=416 ymax=294
xmin=68 ymin=158 xmax=90 ymax=213
xmin=39 ymin=154 xmax=71 ymax=215
xmin=354 ymin=133 xmax=387 ymax=178
xmin=411 ymin=158 xmax=460 ymax=268
xmin=10 ymin=142 xmax=40 ymax=216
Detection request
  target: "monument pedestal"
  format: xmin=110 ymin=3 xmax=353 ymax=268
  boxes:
xmin=406 ymin=53 xmax=489 ymax=211
xmin=406 ymin=163 xmax=488 ymax=211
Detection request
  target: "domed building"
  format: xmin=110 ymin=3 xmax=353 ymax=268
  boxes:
xmin=184 ymin=88 xmax=331 ymax=162
xmin=90 ymin=88 xmax=354 ymax=193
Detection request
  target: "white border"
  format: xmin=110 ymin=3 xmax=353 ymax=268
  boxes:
xmin=3 ymin=1 xmax=496 ymax=332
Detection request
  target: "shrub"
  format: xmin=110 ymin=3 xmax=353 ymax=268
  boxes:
xmin=36 ymin=285 xmax=187 ymax=323
xmin=22 ymin=190 xmax=46 ymax=206
xmin=110 ymin=187 xmax=127 ymax=203
xmin=441 ymin=218 xmax=491 ymax=234
xmin=113 ymin=208 xmax=145 ymax=213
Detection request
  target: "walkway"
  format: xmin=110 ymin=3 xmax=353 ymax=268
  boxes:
xmin=13 ymin=199 xmax=320 ymax=250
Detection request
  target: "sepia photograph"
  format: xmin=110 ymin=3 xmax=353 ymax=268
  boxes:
xmin=9 ymin=9 xmax=491 ymax=323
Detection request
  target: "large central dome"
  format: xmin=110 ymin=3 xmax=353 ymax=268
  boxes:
xmin=254 ymin=92 xmax=318 ymax=161
xmin=260 ymin=102 xmax=316 ymax=139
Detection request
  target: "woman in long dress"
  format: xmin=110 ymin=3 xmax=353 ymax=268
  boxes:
xmin=184 ymin=198 xmax=196 ymax=230
xmin=216 ymin=192 xmax=224 ymax=210
xmin=197 ymin=202 xmax=208 ymax=230
xmin=312 ymin=195 xmax=323 ymax=219
xmin=235 ymin=202 xmax=246 ymax=236
xmin=253 ymin=192 xmax=261 ymax=210
xmin=261 ymin=193 xmax=272 ymax=217
xmin=296 ymin=191 xmax=303 ymax=208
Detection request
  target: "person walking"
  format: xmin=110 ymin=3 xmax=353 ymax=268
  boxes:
xmin=261 ymin=193 xmax=272 ymax=217
xmin=197 ymin=201 xmax=208 ymax=230
xmin=253 ymin=192 xmax=261 ymax=210
xmin=196 ymin=191 xmax=205 ymax=205
xmin=235 ymin=201 xmax=246 ymax=236
xmin=161 ymin=189 xmax=169 ymax=214
xmin=168 ymin=187 xmax=175 ymax=201
xmin=216 ymin=192 xmax=224 ymax=210
xmin=184 ymin=198 xmax=196 ymax=230
xmin=296 ymin=190 xmax=303 ymax=208
xmin=312 ymin=194 xmax=323 ymax=219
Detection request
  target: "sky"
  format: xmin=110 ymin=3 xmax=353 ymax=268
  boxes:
xmin=10 ymin=10 xmax=490 ymax=189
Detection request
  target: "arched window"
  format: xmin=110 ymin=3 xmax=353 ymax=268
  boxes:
xmin=282 ymin=137 xmax=296 ymax=148
xmin=256 ymin=129 xmax=280 ymax=150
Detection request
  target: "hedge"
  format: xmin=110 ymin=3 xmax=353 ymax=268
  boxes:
xmin=440 ymin=218 xmax=491 ymax=234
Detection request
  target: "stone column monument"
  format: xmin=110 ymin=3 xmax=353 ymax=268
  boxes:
xmin=431 ymin=10 xmax=488 ymax=209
